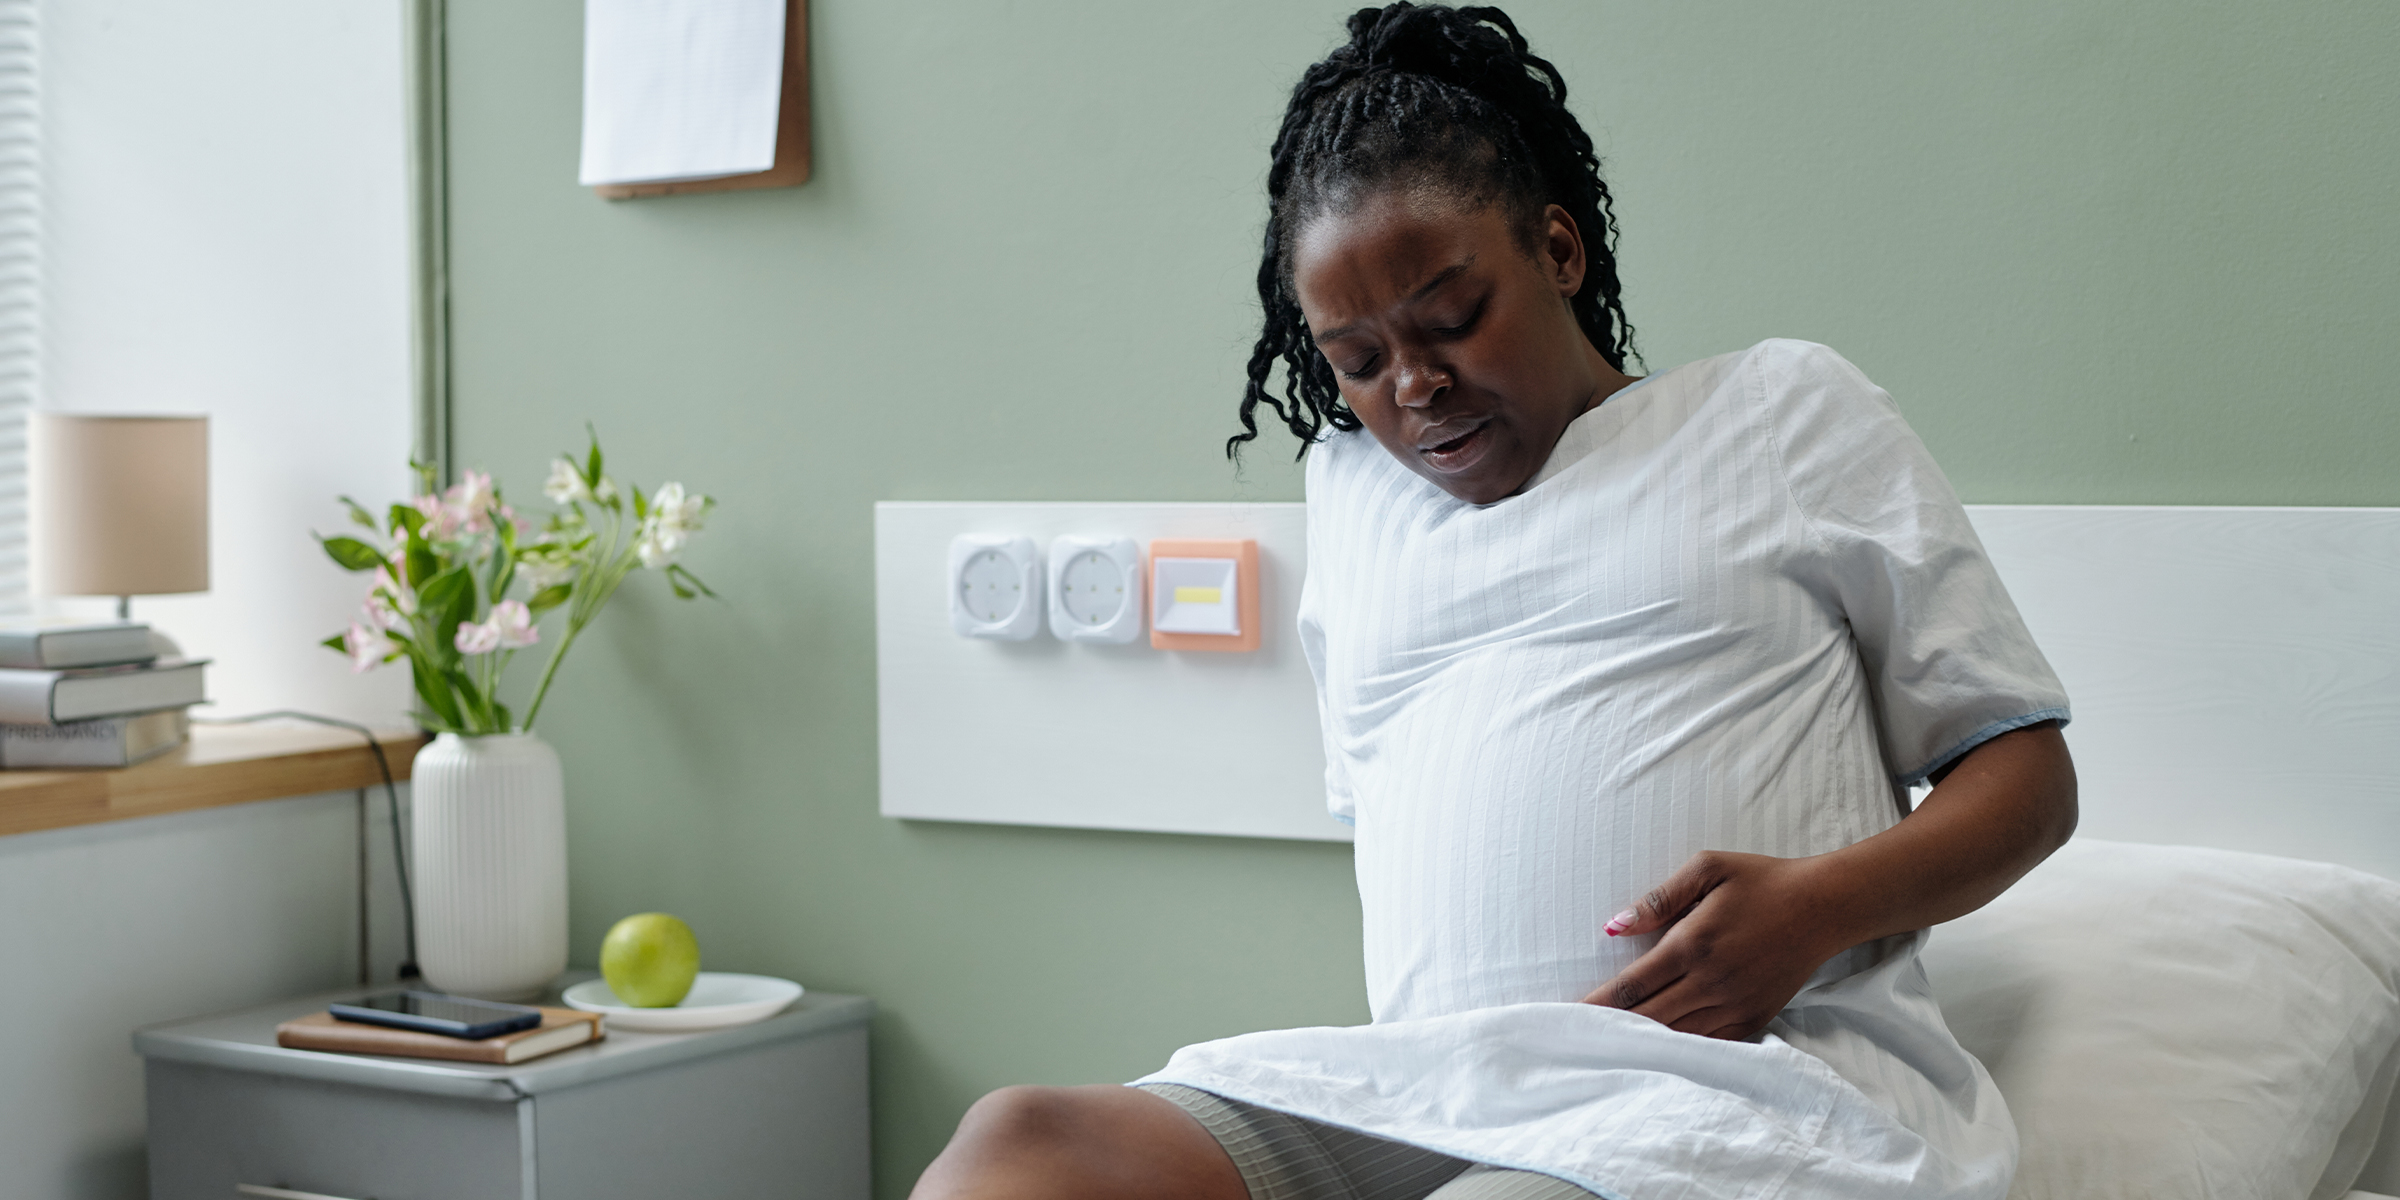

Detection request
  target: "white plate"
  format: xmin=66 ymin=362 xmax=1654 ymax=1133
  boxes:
xmin=562 ymin=972 xmax=804 ymax=1032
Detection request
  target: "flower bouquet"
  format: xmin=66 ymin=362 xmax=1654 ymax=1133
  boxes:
xmin=317 ymin=429 xmax=715 ymax=733
xmin=314 ymin=429 xmax=716 ymax=997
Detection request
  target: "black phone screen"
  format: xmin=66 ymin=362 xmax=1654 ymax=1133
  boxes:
xmin=357 ymin=992 xmax=530 ymax=1024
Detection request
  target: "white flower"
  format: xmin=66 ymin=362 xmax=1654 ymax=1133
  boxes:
xmin=542 ymin=458 xmax=591 ymax=504
xmin=344 ymin=623 xmax=388 ymax=673
xmin=635 ymin=520 xmax=688 ymax=568
xmin=592 ymin=475 xmax=619 ymax=504
xmin=455 ymin=617 xmax=501 ymax=656
xmin=490 ymin=599 xmax=540 ymax=649
xmin=650 ymin=482 xmax=708 ymax=533
xmin=635 ymin=483 xmax=709 ymax=568
xmin=519 ymin=554 xmax=574 ymax=592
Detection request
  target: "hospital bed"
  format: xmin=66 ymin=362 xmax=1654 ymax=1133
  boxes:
xmin=1930 ymin=506 xmax=2400 ymax=1200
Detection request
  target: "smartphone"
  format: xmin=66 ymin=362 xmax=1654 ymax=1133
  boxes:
xmin=328 ymin=991 xmax=544 ymax=1040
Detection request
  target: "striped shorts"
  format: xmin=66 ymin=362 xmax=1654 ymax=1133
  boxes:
xmin=1139 ymin=1084 xmax=1598 ymax=1200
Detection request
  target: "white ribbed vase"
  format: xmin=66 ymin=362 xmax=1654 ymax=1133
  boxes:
xmin=411 ymin=732 xmax=569 ymax=1000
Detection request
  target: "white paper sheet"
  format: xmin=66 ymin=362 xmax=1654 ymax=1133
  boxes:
xmin=578 ymin=0 xmax=785 ymax=187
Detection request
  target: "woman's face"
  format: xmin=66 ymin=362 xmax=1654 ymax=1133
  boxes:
xmin=1291 ymin=191 xmax=1625 ymax=504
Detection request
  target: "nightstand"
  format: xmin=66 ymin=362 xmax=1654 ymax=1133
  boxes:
xmin=132 ymin=975 xmax=871 ymax=1200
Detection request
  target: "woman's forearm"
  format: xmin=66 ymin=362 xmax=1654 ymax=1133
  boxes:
xmin=1803 ymin=722 xmax=2077 ymax=949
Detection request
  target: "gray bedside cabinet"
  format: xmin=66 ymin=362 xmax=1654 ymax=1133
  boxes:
xmin=132 ymin=975 xmax=872 ymax=1200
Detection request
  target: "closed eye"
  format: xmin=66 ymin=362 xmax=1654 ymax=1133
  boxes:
xmin=1429 ymin=297 xmax=1487 ymax=339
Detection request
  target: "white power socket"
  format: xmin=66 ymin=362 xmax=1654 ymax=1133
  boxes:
xmin=1047 ymin=536 xmax=1144 ymax=643
xmin=948 ymin=534 xmax=1043 ymax=640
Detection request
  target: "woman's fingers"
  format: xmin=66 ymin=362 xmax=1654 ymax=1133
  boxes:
xmin=1604 ymin=850 xmax=1730 ymax=938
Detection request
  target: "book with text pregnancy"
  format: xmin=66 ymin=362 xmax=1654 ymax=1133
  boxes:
xmin=276 ymin=1007 xmax=604 ymax=1065
xmin=0 ymin=657 xmax=207 ymax=724
xmin=0 ymin=708 xmax=188 ymax=768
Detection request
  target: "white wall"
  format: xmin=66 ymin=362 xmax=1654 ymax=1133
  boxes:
xmin=39 ymin=0 xmax=416 ymax=727
xmin=0 ymin=791 xmax=412 ymax=1200
xmin=10 ymin=2 xmax=422 ymax=1197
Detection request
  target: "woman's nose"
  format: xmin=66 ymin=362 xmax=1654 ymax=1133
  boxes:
xmin=1393 ymin=358 xmax=1451 ymax=409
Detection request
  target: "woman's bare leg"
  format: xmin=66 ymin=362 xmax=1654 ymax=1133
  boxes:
xmin=910 ymin=1084 xmax=1248 ymax=1200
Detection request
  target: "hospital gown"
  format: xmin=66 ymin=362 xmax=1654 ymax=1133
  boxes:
xmin=1137 ymin=339 xmax=2071 ymax=1200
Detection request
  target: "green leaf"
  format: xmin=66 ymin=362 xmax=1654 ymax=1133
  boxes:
xmin=584 ymin=423 xmax=603 ymax=487
xmin=444 ymin=666 xmax=491 ymax=732
xmin=321 ymin=633 xmax=346 ymax=652
xmin=419 ymin=567 xmax=476 ymax=661
xmin=526 ymin=583 xmax=572 ymax=614
xmin=630 ymin=483 xmax=648 ymax=521
xmin=411 ymin=659 xmax=464 ymax=730
xmin=319 ymin=535 xmax=386 ymax=572
xmin=667 ymin=564 xmax=719 ymax=599
xmin=391 ymin=502 xmax=425 ymax=540
xmin=406 ymin=541 xmax=439 ymax=589
xmin=339 ymin=496 xmax=378 ymax=530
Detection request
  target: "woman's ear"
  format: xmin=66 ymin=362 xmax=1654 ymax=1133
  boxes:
xmin=1541 ymin=204 xmax=1587 ymax=298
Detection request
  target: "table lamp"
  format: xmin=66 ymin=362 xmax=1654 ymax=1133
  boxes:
xmin=29 ymin=413 xmax=210 ymax=621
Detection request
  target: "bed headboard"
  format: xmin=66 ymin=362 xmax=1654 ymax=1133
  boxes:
xmin=1966 ymin=506 xmax=2400 ymax=883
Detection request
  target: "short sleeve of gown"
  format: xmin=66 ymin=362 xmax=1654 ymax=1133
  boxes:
xmin=1297 ymin=527 xmax=1357 ymax=825
xmin=1757 ymin=341 xmax=2071 ymax=785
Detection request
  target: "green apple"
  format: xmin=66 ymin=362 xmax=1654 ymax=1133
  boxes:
xmin=599 ymin=912 xmax=701 ymax=1007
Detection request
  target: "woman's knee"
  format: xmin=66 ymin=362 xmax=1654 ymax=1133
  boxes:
xmin=913 ymin=1085 xmax=1123 ymax=1198
xmin=954 ymin=1084 xmax=1100 ymax=1150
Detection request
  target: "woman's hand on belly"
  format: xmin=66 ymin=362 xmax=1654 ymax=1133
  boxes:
xmin=1584 ymin=722 xmax=2079 ymax=1040
xmin=1579 ymin=850 xmax=1852 ymax=1040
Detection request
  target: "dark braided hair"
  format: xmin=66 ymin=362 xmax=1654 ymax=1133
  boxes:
xmin=1229 ymin=4 xmax=1635 ymax=460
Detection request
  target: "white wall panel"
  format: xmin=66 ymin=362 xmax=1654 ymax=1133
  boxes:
xmin=876 ymin=501 xmax=1345 ymax=843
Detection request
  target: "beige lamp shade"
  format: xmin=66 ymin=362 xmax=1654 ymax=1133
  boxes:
xmin=29 ymin=413 xmax=210 ymax=598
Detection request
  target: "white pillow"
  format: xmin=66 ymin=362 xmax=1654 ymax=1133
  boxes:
xmin=1922 ymin=839 xmax=2400 ymax=1200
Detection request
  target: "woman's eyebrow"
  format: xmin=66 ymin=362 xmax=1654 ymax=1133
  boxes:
xmin=1310 ymin=258 xmax=1478 ymax=345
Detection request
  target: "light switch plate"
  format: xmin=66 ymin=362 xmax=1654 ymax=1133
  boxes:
xmin=949 ymin=534 xmax=1043 ymax=640
xmin=1149 ymin=539 xmax=1260 ymax=652
xmin=1048 ymin=536 xmax=1144 ymax=643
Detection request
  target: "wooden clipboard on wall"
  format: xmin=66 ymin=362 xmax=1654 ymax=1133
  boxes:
xmin=591 ymin=0 xmax=809 ymax=200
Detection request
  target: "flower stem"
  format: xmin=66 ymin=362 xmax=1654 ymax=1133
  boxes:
xmin=521 ymin=623 xmax=580 ymax=731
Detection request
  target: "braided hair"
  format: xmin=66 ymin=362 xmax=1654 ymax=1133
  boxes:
xmin=1229 ymin=4 xmax=1635 ymax=460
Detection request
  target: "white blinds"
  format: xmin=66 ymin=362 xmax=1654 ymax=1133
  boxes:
xmin=0 ymin=0 xmax=29 ymax=618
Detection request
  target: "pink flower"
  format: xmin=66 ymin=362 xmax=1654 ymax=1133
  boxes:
xmin=364 ymin=566 xmax=415 ymax=630
xmin=455 ymin=618 xmax=501 ymax=656
xmin=490 ymin=599 xmax=539 ymax=649
xmin=344 ymin=623 xmax=387 ymax=674
xmin=454 ymin=601 xmax=538 ymax=657
xmin=414 ymin=493 xmax=461 ymax=541
xmin=447 ymin=470 xmax=498 ymax=535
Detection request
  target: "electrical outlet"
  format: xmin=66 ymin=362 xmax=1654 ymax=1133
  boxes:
xmin=1047 ymin=536 xmax=1144 ymax=643
xmin=949 ymin=534 xmax=1043 ymax=640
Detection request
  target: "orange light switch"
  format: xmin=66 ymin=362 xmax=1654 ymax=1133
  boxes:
xmin=1148 ymin=539 xmax=1260 ymax=652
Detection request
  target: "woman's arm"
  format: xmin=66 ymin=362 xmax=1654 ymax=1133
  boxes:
xmin=1583 ymin=721 xmax=2076 ymax=1039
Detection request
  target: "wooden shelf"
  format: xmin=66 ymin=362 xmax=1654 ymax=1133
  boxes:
xmin=0 ymin=721 xmax=425 ymax=839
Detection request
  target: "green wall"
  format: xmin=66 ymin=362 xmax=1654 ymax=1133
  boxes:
xmin=441 ymin=2 xmax=2398 ymax=1193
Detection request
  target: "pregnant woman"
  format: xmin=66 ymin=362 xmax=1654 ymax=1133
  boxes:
xmin=914 ymin=5 xmax=2077 ymax=1198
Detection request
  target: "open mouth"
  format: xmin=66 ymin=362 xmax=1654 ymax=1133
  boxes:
xmin=1418 ymin=419 xmax=1492 ymax=470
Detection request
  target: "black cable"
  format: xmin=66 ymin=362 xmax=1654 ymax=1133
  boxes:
xmin=195 ymin=712 xmax=419 ymax=979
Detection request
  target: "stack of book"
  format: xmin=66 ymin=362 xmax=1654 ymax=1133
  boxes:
xmin=0 ymin=623 xmax=208 ymax=768
xmin=277 ymin=1008 xmax=605 ymax=1064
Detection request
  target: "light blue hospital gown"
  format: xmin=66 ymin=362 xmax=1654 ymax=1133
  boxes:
xmin=1138 ymin=340 xmax=2071 ymax=1200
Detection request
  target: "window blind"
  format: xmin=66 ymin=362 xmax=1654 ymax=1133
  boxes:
xmin=0 ymin=0 xmax=30 ymax=618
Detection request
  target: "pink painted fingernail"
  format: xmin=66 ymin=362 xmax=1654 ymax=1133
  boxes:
xmin=1605 ymin=910 xmax=1637 ymax=936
